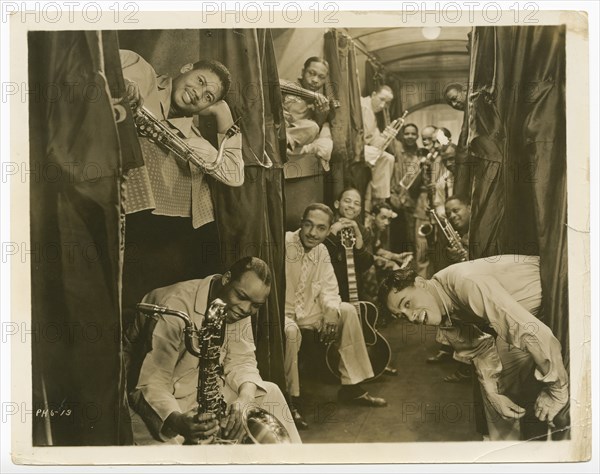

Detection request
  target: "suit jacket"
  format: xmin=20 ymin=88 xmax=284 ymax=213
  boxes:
xmin=124 ymin=276 xmax=265 ymax=441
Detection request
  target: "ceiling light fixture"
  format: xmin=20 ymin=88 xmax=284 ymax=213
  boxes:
xmin=422 ymin=27 xmax=441 ymax=40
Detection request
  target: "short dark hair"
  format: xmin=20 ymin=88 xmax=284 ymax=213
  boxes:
xmin=192 ymin=59 xmax=232 ymax=101
xmin=336 ymin=187 xmax=361 ymax=203
xmin=444 ymin=82 xmax=465 ymax=97
xmin=445 ymin=194 xmax=470 ymax=206
xmin=373 ymin=84 xmax=393 ymax=95
xmin=377 ymin=268 xmax=418 ymax=310
xmin=372 ymin=201 xmax=393 ymax=216
xmin=303 ymin=56 xmax=329 ymax=72
xmin=397 ymin=123 xmax=419 ymax=141
xmin=302 ymin=203 xmax=334 ymax=226
xmin=229 ymin=256 xmax=271 ymax=287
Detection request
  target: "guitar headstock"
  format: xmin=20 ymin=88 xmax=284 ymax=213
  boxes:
xmin=340 ymin=227 xmax=356 ymax=250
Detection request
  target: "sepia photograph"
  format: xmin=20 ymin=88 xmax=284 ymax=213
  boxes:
xmin=2 ymin=2 xmax=595 ymax=469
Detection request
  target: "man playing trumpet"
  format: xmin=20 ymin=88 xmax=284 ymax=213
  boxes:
xmin=361 ymin=85 xmax=398 ymax=207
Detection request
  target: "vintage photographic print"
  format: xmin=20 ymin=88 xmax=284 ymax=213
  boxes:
xmin=3 ymin=1 xmax=593 ymax=468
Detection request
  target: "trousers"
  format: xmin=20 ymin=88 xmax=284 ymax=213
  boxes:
xmin=130 ymin=381 xmax=302 ymax=444
xmin=364 ymin=146 xmax=395 ymax=199
xmin=284 ymin=302 xmax=374 ymax=395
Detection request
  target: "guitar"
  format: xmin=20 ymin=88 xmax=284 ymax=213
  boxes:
xmin=325 ymin=226 xmax=392 ymax=380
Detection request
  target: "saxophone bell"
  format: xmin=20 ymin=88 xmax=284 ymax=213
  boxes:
xmin=417 ymin=223 xmax=434 ymax=237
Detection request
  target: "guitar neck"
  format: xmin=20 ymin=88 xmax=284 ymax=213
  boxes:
xmin=344 ymin=248 xmax=360 ymax=303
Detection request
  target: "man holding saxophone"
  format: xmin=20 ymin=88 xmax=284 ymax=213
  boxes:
xmin=124 ymin=257 xmax=301 ymax=444
xmin=120 ymin=49 xmax=244 ymax=230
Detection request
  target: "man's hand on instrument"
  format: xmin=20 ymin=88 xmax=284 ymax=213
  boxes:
xmin=392 ymin=252 xmax=413 ymax=266
xmin=486 ymin=392 xmax=526 ymax=420
xmin=170 ymin=409 xmax=219 ymax=444
xmin=314 ymin=94 xmax=330 ymax=114
xmin=221 ymin=394 xmax=256 ymax=441
xmin=447 ymin=246 xmax=468 ymax=263
xmin=124 ymin=79 xmax=143 ymax=112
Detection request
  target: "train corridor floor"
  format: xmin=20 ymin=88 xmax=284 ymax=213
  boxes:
xmin=295 ymin=318 xmax=483 ymax=443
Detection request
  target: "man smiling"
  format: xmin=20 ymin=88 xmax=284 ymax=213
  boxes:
xmin=378 ymin=255 xmax=570 ymax=441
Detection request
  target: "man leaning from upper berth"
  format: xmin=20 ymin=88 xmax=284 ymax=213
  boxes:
xmin=378 ymin=255 xmax=570 ymax=441
xmin=281 ymin=56 xmax=334 ymax=171
xmin=120 ymin=49 xmax=244 ymax=229
xmin=123 ymin=256 xmax=301 ymax=444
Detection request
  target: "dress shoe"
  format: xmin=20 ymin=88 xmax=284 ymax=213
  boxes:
xmin=348 ymin=392 xmax=388 ymax=407
xmin=443 ymin=366 xmax=472 ymax=383
xmin=383 ymin=366 xmax=398 ymax=376
xmin=290 ymin=405 xmax=309 ymax=430
xmin=338 ymin=387 xmax=387 ymax=407
xmin=426 ymin=350 xmax=452 ymax=364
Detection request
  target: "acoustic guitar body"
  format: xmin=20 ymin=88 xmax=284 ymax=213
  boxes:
xmin=325 ymin=301 xmax=391 ymax=381
xmin=325 ymin=227 xmax=392 ymax=381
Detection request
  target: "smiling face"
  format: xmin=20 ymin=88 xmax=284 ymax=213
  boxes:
xmin=445 ymin=87 xmax=466 ymax=111
xmin=402 ymin=125 xmax=419 ymax=148
xmin=385 ymin=281 xmax=443 ymax=326
xmin=335 ymin=189 xmax=362 ymax=220
xmin=221 ymin=270 xmax=270 ymax=324
xmin=170 ymin=66 xmax=224 ymax=117
xmin=299 ymin=209 xmax=331 ymax=251
xmin=445 ymin=199 xmax=471 ymax=233
xmin=301 ymin=61 xmax=328 ymax=92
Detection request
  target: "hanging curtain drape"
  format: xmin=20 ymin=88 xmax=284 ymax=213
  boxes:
xmin=467 ymin=26 xmax=568 ymax=359
xmin=197 ymin=29 xmax=287 ymax=389
xmin=29 ymin=31 xmax=130 ymax=445
xmin=324 ymin=30 xmax=368 ymax=205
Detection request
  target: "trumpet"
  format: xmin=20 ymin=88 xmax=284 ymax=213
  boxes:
xmin=375 ymin=110 xmax=409 ymax=160
xmin=132 ymin=106 xmax=241 ymax=173
xmin=418 ymin=210 xmax=468 ymax=262
xmin=399 ymin=149 xmax=439 ymax=191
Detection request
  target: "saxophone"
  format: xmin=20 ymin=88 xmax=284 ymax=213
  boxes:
xmin=136 ymin=301 xmax=291 ymax=444
xmin=132 ymin=106 xmax=240 ymax=173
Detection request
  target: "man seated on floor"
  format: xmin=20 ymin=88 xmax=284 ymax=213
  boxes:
xmin=281 ymin=56 xmax=333 ymax=170
xmin=124 ymin=257 xmax=301 ymax=444
xmin=378 ymin=256 xmax=570 ymax=441
xmin=362 ymin=201 xmax=413 ymax=321
xmin=284 ymin=203 xmax=388 ymax=430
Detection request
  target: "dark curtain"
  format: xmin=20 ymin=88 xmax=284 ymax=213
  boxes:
xmin=29 ymin=31 xmax=130 ymax=445
xmin=324 ymin=30 xmax=368 ymax=206
xmin=198 ymin=29 xmax=287 ymax=389
xmin=467 ymin=26 xmax=568 ymax=359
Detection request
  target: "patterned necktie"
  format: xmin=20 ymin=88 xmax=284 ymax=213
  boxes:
xmin=294 ymin=253 xmax=310 ymax=320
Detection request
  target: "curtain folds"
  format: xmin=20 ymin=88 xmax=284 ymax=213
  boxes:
xmin=198 ymin=29 xmax=287 ymax=389
xmin=29 ymin=31 xmax=130 ymax=445
xmin=324 ymin=30 xmax=368 ymax=205
xmin=467 ymin=26 xmax=568 ymax=359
